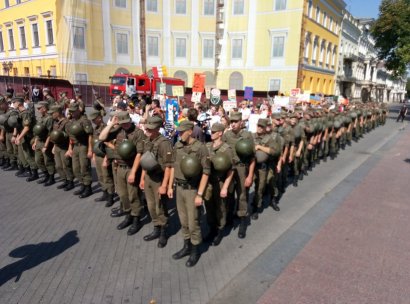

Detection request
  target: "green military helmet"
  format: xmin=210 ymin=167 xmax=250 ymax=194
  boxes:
xmin=93 ymin=140 xmax=106 ymax=158
xmin=140 ymin=151 xmax=160 ymax=172
xmin=235 ymin=138 xmax=254 ymax=160
xmin=293 ymin=124 xmax=303 ymax=139
xmin=344 ymin=116 xmax=352 ymax=126
xmin=314 ymin=121 xmax=321 ymax=133
xmin=255 ymin=150 xmax=269 ymax=164
xmin=326 ymin=120 xmax=334 ymax=129
xmin=350 ymin=111 xmax=357 ymax=119
xmin=333 ymin=119 xmax=342 ymax=129
xmin=33 ymin=124 xmax=47 ymax=137
xmin=50 ymin=130 xmax=65 ymax=144
xmin=366 ymin=111 xmax=372 ymax=118
xmin=69 ymin=121 xmax=85 ymax=137
xmin=211 ymin=152 xmax=232 ymax=173
xmin=180 ymin=154 xmax=202 ymax=178
xmin=7 ymin=114 xmax=19 ymax=128
xmin=118 ymin=140 xmax=136 ymax=160
xmin=0 ymin=113 xmax=8 ymax=126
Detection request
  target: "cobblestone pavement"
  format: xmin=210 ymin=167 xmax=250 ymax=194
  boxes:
xmin=0 ymin=108 xmax=406 ymax=304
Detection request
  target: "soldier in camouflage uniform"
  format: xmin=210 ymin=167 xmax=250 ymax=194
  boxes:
xmin=204 ymin=122 xmax=234 ymax=246
xmin=140 ymin=115 xmax=174 ymax=248
xmin=0 ymin=96 xmax=9 ymax=167
xmin=13 ymin=97 xmax=37 ymax=178
xmin=28 ymin=101 xmax=55 ymax=185
xmin=168 ymin=120 xmax=210 ymax=267
xmin=66 ymin=103 xmax=94 ymax=198
xmin=222 ymin=112 xmax=255 ymax=239
xmin=99 ymin=111 xmax=146 ymax=235
xmin=43 ymin=88 xmax=55 ymax=107
xmin=49 ymin=105 xmax=75 ymax=191
xmin=88 ymin=109 xmax=115 ymax=207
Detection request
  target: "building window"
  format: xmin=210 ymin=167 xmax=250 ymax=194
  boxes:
xmin=312 ymin=37 xmax=318 ymax=62
xmin=73 ymin=26 xmax=85 ymax=49
xmin=148 ymin=36 xmax=159 ymax=56
xmin=323 ymin=12 xmax=327 ymax=28
xmin=308 ymin=0 xmax=313 ymax=17
xmin=304 ymin=33 xmax=311 ymax=61
xmin=269 ymin=79 xmax=281 ymax=92
xmin=147 ymin=0 xmax=158 ymax=12
xmin=332 ymin=46 xmax=337 ymax=67
xmin=175 ymin=0 xmax=186 ymax=14
xmin=46 ymin=20 xmax=54 ymax=45
xmin=36 ymin=66 xmax=42 ymax=77
xmin=329 ymin=17 xmax=333 ymax=31
xmin=229 ymin=72 xmax=243 ymax=90
xmin=316 ymin=6 xmax=320 ymax=23
xmin=175 ymin=37 xmax=186 ymax=58
xmin=326 ymin=44 xmax=331 ymax=66
xmin=24 ymin=67 xmax=29 ymax=76
xmin=16 ymin=0 xmax=21 ymax=3
xmin=50 ymin=65 xmax=56 ymax=77
xmin=275 ymin=0 xmax=286 ymax=11
xmin=13 ymin=67 xmax=18 ymax=76
xmin=5 ymin=0 xmax=9 ymax=8
xmin=272 ymin=36 xmax=285 ymax=58
xmin=19 ymin=26 xmax=26 ymax=49
xmin=232 ymin=38 xmax=242 ymax=59
xmin=75 ymin=73 xmax=88 ymax=84
xmin=233 ymin=0 xmax=244 ymax=15
xmin=32 ymin=23 xmax=40 ymax=47
xmin=204 ymin=0 xmax=215 ymax=15
xmin=320 ymin=40 xmax=326 ymax=64
xmin=0 ymin=31 xmax=4 ymax=52
xmin=174 ymin=70 xmax=188 ymax=83
xmin=116 ymin=33 xmax=128 ymax=54
xmin=203 ymin=38 xmax=214 ymax=58
xmin=8 ymin=29 xmax=14 ymax=50
xmin=114 ymin=0 xmax=126 ymax=8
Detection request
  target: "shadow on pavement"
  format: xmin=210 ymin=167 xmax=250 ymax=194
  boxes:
xmin=0 ymin=230 xmax=79 ymax=286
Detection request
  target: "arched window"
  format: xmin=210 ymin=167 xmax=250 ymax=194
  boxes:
xmin=307 ymin=0 xmax=313 ymax=17
xmin=229 ymin=72 xmax=243 ymax=90
xmin=326 ymin=43 xmax=332 ymax=66
xmin=312 ymin=36 xmax=319 ymax=62
xmin=332 ymin=46 xmax=337 ymax=67
xmin=173 ymin=70 xmax=188 ymax=84
xmin=320 ymin=40 xmax=326 ymax=64
xmin=115 ymin=67 xmax=130 ymax=74
xmin=204 ymin=71 xmax=215 ymax=86
xmin=316 ymin=6 xmax=320 ymax=23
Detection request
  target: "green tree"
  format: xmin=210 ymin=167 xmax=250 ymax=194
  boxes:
xmin=371 ymin=0 xmax=410 ymax=77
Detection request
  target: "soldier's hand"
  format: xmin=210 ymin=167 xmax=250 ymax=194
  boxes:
xmin=194 ymin=195 xmax=203 ymax=206
xmin=127 ymin=173 xmax=135 ymax=184
xmin=220 ymin=188 xmax=228 ymax=198
xmin=158 ymin=185 xmax=167 ymax=195
xmin=65 ymin=150 xmax=73 ymax=158
xmin=32 ymin=143 xmax=36 ymax=151
xmin=139 ymin=180 xmax=144 ymax=190
xmin=167 ymin=188 xmax=173 ymax=199
xmin=15 ymin=138 xmax=20 ymax=145
xmin=42 ymin=147 xmax=47 ymax=153
xmin=295 ymin=151 xmax=301 ymax=158
xmin=276 ymin=165 xmax=281 ymax=173
xmin=87 ymin=150 xmax=93 ymax=159
xmin=244 ymin=176 xmax=253 ymax=188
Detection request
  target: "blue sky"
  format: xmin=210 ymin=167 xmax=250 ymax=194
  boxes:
xmin=345 ymin=0 xmax=382 ymax=19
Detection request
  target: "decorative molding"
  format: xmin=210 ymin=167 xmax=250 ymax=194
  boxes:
xmin=15 ymin=18 xmax=25 ymax=25
xmin=41 ymin=11 xmax=53 ymax=19
xmin=27 ymin=15 xmax=38 ymax=22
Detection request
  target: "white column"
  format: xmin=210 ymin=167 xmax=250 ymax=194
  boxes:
xmin=102 ymin=0 xmax=112 ymax=63
xmin=163 ymin=0 xmax=171 ymax=66
xmin=245 ymin=0 xmax=256 ymax=67
xmin=191 ymin=0 xmax=199 ymax=67
xmin=132 ymin=1 xmax=141 ymax=66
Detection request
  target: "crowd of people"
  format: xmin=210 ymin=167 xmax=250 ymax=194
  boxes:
xmin=0 ymin=87 xmax=389 ymax=267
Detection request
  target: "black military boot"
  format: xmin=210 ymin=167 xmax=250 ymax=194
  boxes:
xmin=186 ymin=243 xmax=200 ymax=267
xmin=26 ymin=169 xmax=39 ymax=182
xmin=74 ymin=183 xmax=85 ymax=195
xmin=0 ymin=158 xmax=4 ymax=166
xmin=94 ymin=190 xmax=108 ymax=202
xmin=117 ymin=213 xmax=132 ymax=230
xmin=57 ymin=179 xmax=68 ymax=189
xmin=172 ymin=239 xmax=191 ymax=260
xmin=64 ymin=180 xmax=75 ymax=191
xmin=238 ymin=217 xmax=247 ymax=239
xmin=44 ymin=174 xmax=55 ymax=187
xmin=4 ymin=161 xmax=18 ymax=171
xmin=21 ymin=167 xmax=32 ymax=178
xmin=127 ymin=216 xmax=142 ymax=235
xmin=79 ymin=185 xmax=92 ymax=198
xmin=37 ymin=172 xmax=49 ymax=184
xmin=105 ymin=193 xmax=114 ymax=207
xmin=143 ymin=226 xmax=160 ymax=241
xmin=212 ymin=229 xmax=224 ymax=246
xmin=15 ymin=165 xmax=25 ymax=177
xmin=1 ymin=159 xmax=10 ymax=169
xmin=270 ymin=198 xmax=280 ymax=212
xmin=157 ymin=226 xmax=168 ymax=248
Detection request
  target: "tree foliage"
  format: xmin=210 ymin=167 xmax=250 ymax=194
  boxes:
xmin=371 ymin=0 xmax=410 ymax=77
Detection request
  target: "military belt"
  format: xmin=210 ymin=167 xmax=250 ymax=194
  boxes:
xmin=175 ymin=179 xmax=197 ymax=190
xmin=117 ymin=164 xmax=130 ymax=169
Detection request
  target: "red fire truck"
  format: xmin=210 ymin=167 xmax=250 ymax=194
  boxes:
xmin=109 ymin=73 xmax=185 ymax=97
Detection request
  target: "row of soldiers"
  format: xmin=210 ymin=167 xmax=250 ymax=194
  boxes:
xmin=0 ymin=93 xmax=388 ymax=267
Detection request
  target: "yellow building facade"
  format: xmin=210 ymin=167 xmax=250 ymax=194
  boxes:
xmin=0 ymin=0 xmax=345 ymax=95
